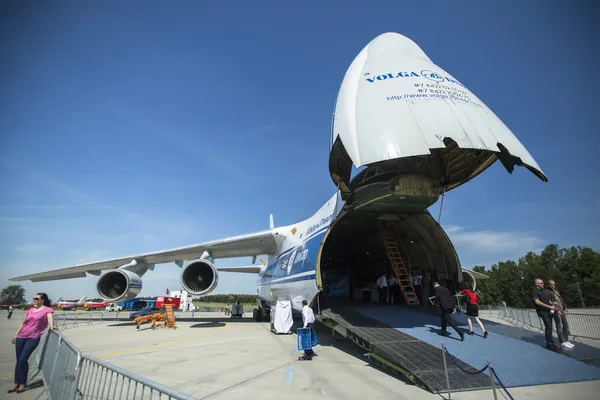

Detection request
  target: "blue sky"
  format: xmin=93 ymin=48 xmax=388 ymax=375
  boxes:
xmin=1 ymin=1 xmax=598 ymax=300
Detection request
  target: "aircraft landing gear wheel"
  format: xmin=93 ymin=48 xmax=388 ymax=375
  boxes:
xmin=253 ymin=308 xmax=263 ymax=322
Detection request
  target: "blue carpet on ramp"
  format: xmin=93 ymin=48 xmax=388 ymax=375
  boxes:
xmin=452 ymin=313 xmax=600 ymax=366
xmin=354 ymin=306 xmax=600 ymax=388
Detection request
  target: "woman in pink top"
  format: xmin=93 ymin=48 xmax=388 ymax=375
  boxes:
xmin=8 ymin=292 xmax=56 ymax=394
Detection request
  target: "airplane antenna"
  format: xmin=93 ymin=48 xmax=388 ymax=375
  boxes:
xmin=269 ymin=214 xmax=274 ymax=230
xmin=329 ymin=98 xmax=337 ymax=151
xmin=437 ymin=154 xmax=451 ymax=225
xmin=437 ymin=187 xmax=447 ymax=224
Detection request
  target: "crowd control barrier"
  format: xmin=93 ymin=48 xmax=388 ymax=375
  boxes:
xmin=440 ymin=344 xmax=513 ymax=400
xmin=30 ymin=329 xmax=196 ymax=400
xmin=485 ymin=305 xmax=600 ymax=341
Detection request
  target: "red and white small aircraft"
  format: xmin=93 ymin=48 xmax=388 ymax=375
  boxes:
xmin=56 ymin=296 xmax=87 ymax=310
xmin=83 ymin=300 xmax=110 ymax=311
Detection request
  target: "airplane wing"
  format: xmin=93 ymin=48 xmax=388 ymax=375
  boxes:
xmin=464 ymin=269 xmax=490 ymax=280
xmin=9 ymin=229 xmax=281 ymax=283
xmin=217 ymin=266 xmax=262 ymax=274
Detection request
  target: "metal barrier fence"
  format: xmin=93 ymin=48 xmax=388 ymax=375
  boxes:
xmin=30 ymin=328 xmax=196 ymax=399
xmin=440 ymin=344 xmax=513 ymax=400
xmin=483 ymin=305 xmax=600 ymax=341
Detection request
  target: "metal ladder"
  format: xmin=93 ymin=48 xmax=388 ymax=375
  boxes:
xmin=377 ymin=223 xmax=420 ymax=306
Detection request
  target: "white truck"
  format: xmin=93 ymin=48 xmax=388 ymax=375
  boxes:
xmin=105 ymin=303 xmax=123 ymax=312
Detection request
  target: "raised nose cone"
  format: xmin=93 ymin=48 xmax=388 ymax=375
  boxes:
xmin=362 ymin=32 xmax=430 ymax=61
xmin=329 ymin=32 xmax=547 ymax=212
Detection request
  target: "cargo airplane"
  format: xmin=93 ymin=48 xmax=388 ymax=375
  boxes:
xmin=10 ymin=32 xmax=546 ymax=321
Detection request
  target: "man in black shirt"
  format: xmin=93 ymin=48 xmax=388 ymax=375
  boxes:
xmin=434 ymin=282 xmax=465 ymax=341
xmin=532 ymin=279 xmax=561 ymax=350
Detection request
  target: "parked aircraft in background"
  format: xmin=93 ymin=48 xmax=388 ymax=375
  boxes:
xmin=56 ymin=297 xmax=87 ymax=311
xmin=14 ymin=296 xmax=63 ymax=310
xmin=10 ymin=32 xmax=546 ymax=322
xmin=83 ymin=300 xmax=110 ymax=311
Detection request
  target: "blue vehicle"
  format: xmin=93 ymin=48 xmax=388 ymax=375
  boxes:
xmin=129 ymin=306 xmax=164 ymax=321
xmin=118 ymin=298 xmax=153 ymax=312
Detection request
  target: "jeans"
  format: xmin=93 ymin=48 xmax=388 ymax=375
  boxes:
xmin=539 ymin=311 xmax=565 ymax=345
xmin=15 ymin=337 xmax=40 ymax=385
xmin=378 ymin=287 xmax=388 ymax=304
xmin=556 ymin=312 xmax=570 ymax=341
xmin=538 ymin=311 xmax=554 ymax=345
xmin=553 ymin=312 xmax=567 ymax=343
xmin=303 ymin=323 xmax=316 ymax=358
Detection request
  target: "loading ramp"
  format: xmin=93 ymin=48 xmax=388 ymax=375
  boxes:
xmin=317 ymin=307 xmax=491 ymax=393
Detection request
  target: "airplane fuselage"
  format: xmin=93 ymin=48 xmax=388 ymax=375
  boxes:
xmin=256 ymin=192 xmax=340 ymax=313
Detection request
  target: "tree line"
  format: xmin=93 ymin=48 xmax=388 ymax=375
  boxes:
xmin=472 ymin=244 xmax=600 ymax=309
xmin=4 ymin=243 xmax=597 ymax=309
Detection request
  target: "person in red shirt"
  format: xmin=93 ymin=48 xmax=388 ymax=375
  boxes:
xmin=460 ymin=283 xmax=488 ymax=338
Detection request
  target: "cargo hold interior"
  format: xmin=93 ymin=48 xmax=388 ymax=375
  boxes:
xmin=316 ymin=210 xmax=463 ymax=307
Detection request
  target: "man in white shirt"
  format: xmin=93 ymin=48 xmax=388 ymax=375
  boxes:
xmin=377 ymin=273 xmax=388 ymax=305
xmin=300 ymin=299 xmax=316 ymax=360
xmin=387 ymin=274 xmax=399 ymax=304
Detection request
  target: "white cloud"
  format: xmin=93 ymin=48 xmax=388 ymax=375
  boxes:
xmin=12 ymin=243 xmax=52 ymax=253
xmin=446 ymin=225 xmax=545 ymax=253
xmin=445 ymin=225 xmax=545 ymax=267
xmin=2 ymin=205 xmax=118 ymax=210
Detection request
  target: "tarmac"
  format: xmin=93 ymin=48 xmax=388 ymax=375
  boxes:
xmin=1 ymin=310 xmax=600 ymax=399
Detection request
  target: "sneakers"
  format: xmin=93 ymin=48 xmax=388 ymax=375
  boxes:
xmin=561 ymin=341 xmax=575 ymax=349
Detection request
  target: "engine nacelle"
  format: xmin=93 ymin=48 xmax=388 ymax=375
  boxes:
xmin=180 ymin=259 xmax=219 ymax=296
xmin=96 ymin=269 xmax=143 ymax=302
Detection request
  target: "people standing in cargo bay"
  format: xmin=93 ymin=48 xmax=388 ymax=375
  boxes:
xmin=434 ymin=282 xmax=464 ymax=341
xmin=387 ymin=273 xmax=399 ymax=304
xmin=377 ymin=273 xmax=388 ymax=305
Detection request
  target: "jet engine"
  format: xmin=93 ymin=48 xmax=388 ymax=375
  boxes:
xmin=96 ymin=269 xmax=142 ymax=302
xmin=180 ymin=259 xmax=219 ymax=296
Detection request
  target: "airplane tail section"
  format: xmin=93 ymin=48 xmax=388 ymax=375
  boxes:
xmin=53 ymin=297 xmax=63 ymax=303
xmin=78 ymin=296 xmax=86 ymax=303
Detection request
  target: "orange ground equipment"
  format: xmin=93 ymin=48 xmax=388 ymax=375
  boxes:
xmin=133 ymin=304 xmax=177 ymax=330
xmin=133 ymin=312 xmax=166 ymax=330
